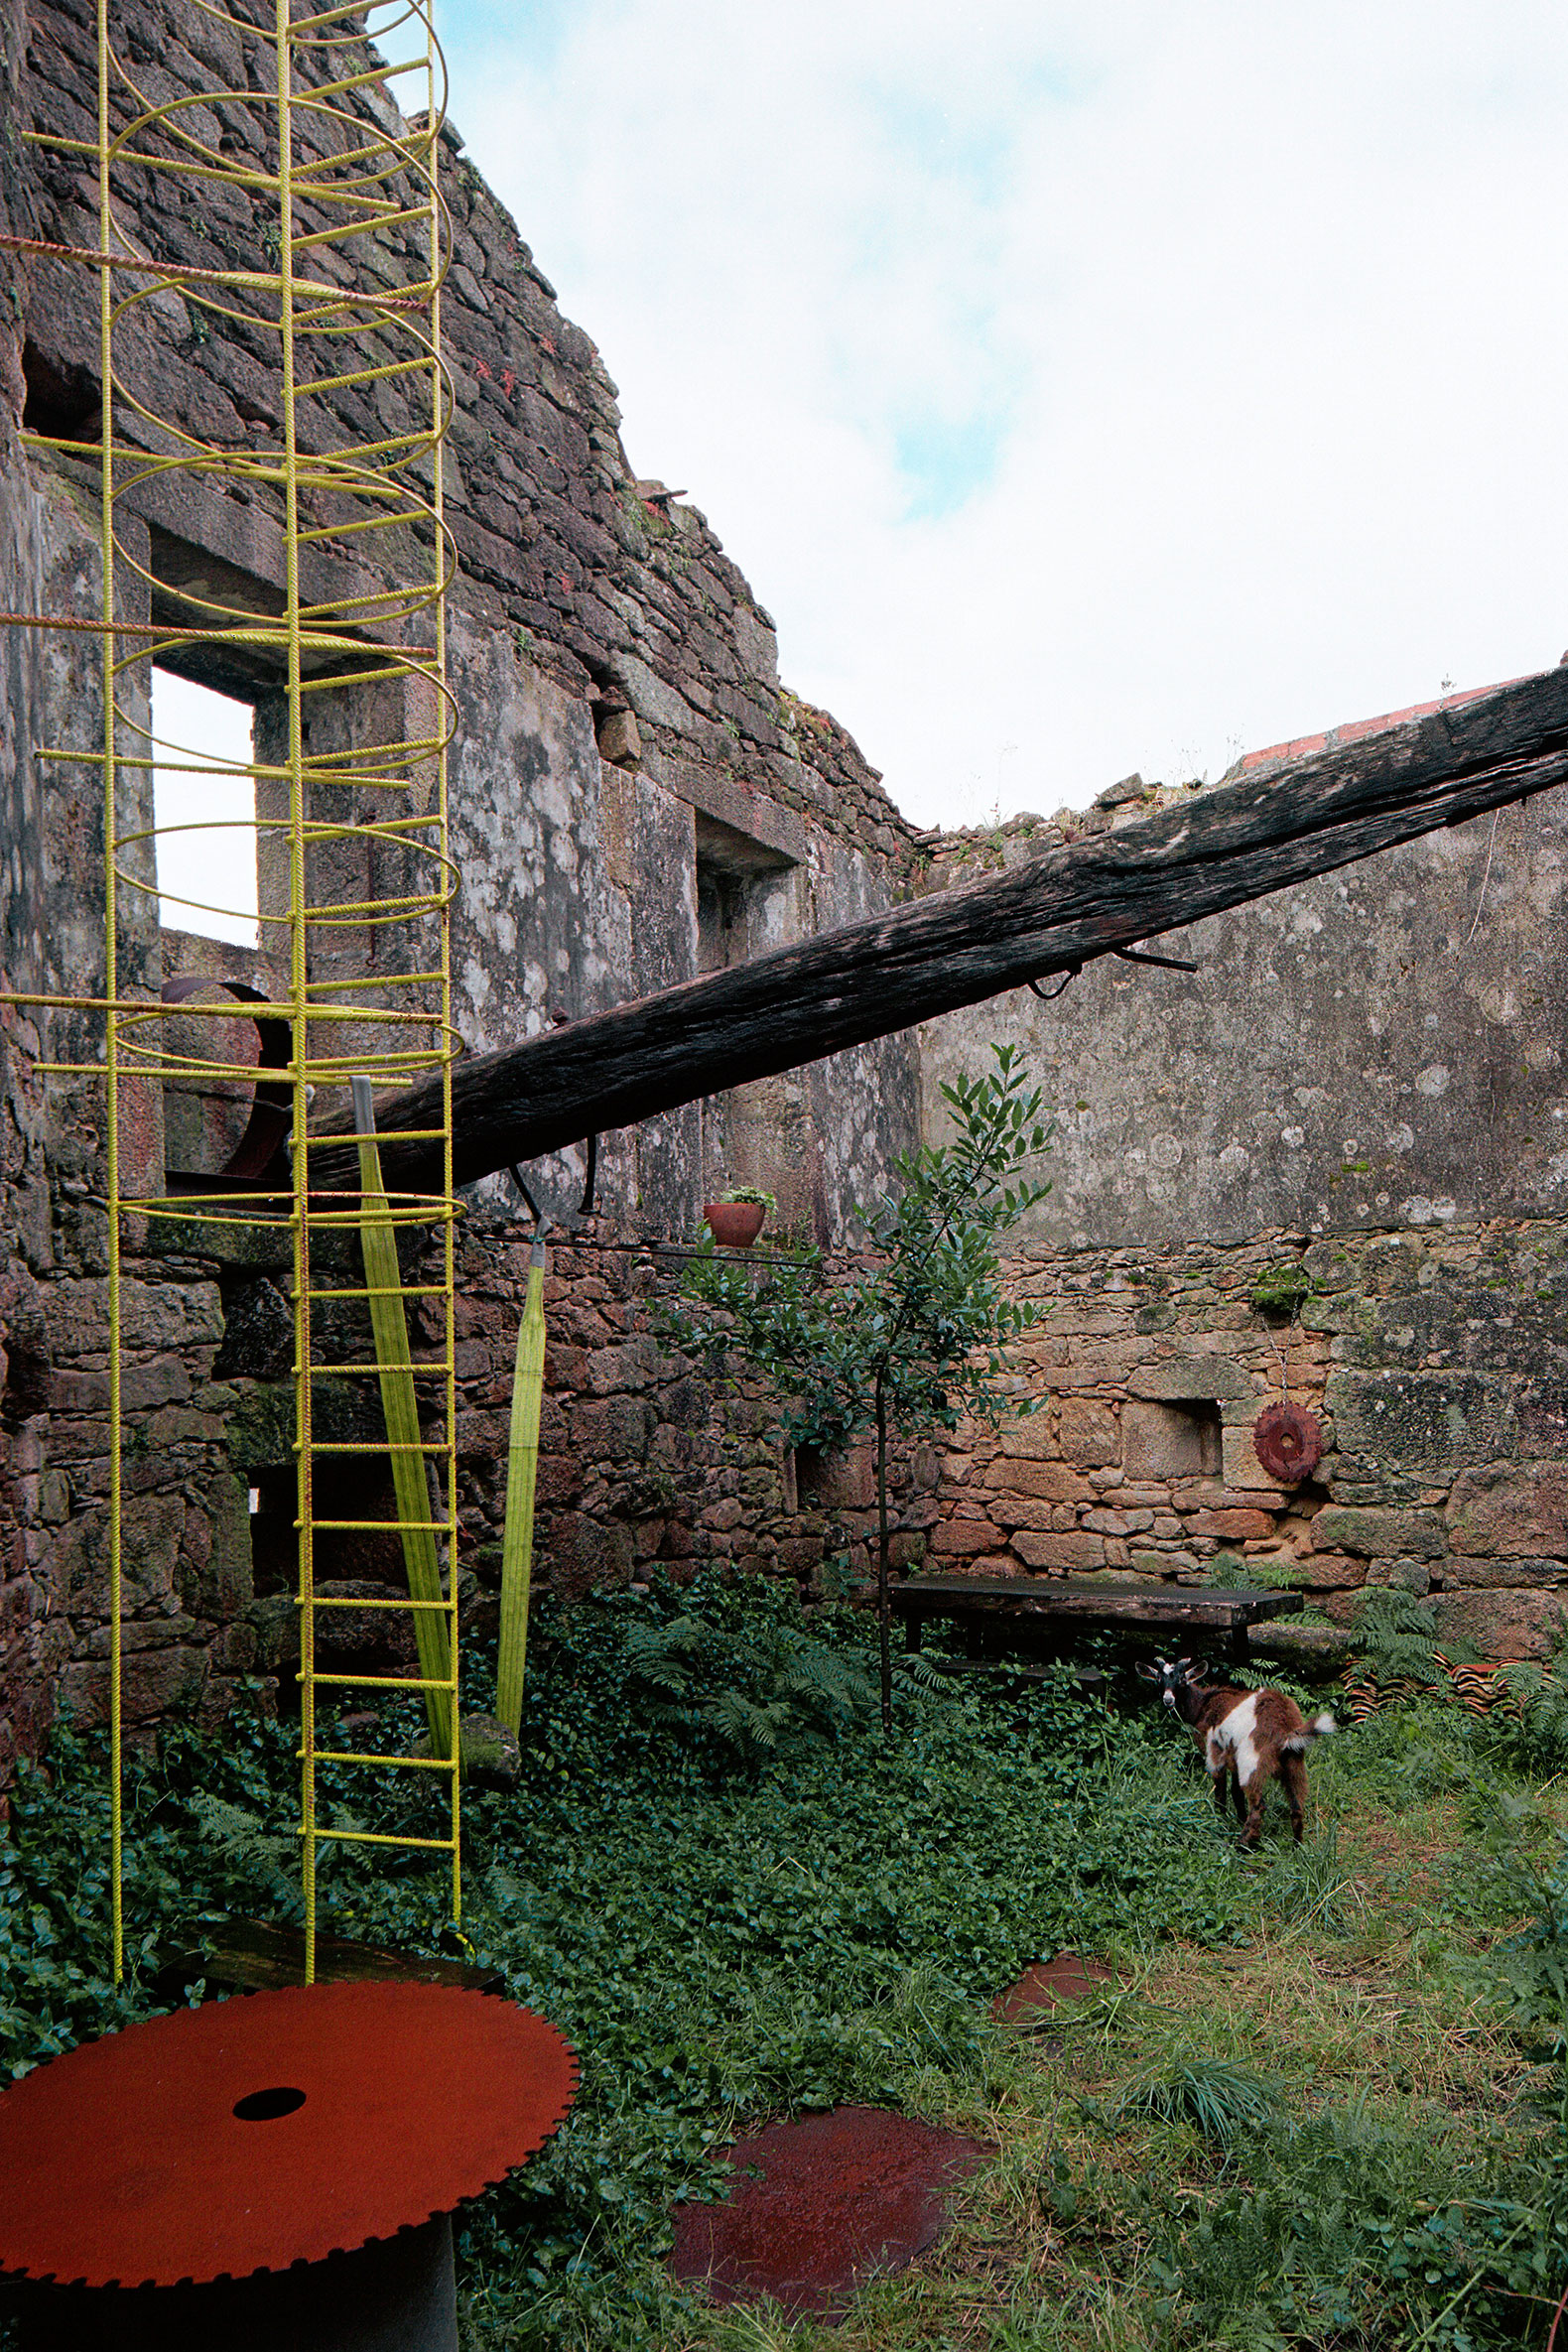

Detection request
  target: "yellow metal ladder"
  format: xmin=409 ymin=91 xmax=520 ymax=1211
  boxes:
xmin=10 ymin=0 xmax=461 ymax=1978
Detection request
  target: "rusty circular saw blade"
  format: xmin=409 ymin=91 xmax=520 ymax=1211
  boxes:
xmin=0 ymin=1982 xmax=577 ymax=2290
xmin=1252 ymin=1399 xmax=1324 ymax=1485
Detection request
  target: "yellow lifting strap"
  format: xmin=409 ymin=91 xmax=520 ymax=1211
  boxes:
xmin=496 ymin=1236 xmax=549 ymax=1737
xmin=352 ymin=1074 xmax=457 ymax=1763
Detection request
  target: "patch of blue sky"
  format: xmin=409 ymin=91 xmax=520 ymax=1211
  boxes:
xmin=860 ymin=56 xmax=1101 ymax=202
xmin=868 ymin=91 xmax=1015 ymax=207
xmin=892 ymin=406 xmax=1012 ymax=522
xmin=416 ymin=0 xmax=580 ymax=82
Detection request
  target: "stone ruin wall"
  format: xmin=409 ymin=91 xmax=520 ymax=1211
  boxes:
xmin=924 ymin=1221 xmax=1568 ymax=1662
xmin=6 ymin=0 xmax=1568 ymax=1783
xmin=0 ymin=0 xmax=923 ymax=1778
xmin=916 ymin=770 xmax=1568 ymax=1659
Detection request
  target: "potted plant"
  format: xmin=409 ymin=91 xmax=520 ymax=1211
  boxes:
xmin=703 ymin=1186 xmax=774 ymax=1247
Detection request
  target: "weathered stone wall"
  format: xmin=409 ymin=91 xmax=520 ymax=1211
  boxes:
xmin=1 ymin=473 xmax=263 ymax=1771
xmin=186 ymin=1215 xmax=944 ymax=1704
xmin=0 ymin=0 xmax=924 ymax=1774
xmin=0 ymin=0 xmax=55 ymax=1782
xmin=910 ymin=738 xmax=1568 ymax=1656
xmin=919 ymin=1217 xmax=1568 ymax=1659
xmin=445 ymin=1229 xmax=937 ymax=1609
xmin=919 ymin=780 xmax=1568 ymax=1250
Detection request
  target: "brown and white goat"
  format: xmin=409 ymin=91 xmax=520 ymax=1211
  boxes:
xmin=1138 ymin=1655 xmax=1336 ymax=1846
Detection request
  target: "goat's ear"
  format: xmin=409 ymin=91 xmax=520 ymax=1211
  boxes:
xmin=1134 ymin=1661 xmax=1159 ymax=1681
xmin=1181 ymin=1661 xmax=1204 ymax=1683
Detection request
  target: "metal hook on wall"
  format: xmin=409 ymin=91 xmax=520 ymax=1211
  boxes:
xmin=1027 ymin=965 xmax=1081 ymax=1002
xmin=509 ymin=1163 xmax=542 ymax=1224
xmin=1025 ymin=943 xmax=1199 ymax=1003
xmin=509 ymin=1133 xmax=595 ymax=1228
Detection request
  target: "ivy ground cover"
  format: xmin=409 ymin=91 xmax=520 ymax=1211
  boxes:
xmin=3 ymin=1576 xmax=1566 ymax=2348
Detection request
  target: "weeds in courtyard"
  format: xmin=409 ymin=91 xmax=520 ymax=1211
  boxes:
xmin=2 ymin=1576 xmax=1567 ymax=2347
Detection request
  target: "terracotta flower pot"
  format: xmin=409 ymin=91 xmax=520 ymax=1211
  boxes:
xmin=704 ymin=1201 xmax=766 ymax=1247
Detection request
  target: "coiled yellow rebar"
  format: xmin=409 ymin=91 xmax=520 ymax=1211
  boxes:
xmin=11 ymin=0 xmax=461 ymax=1980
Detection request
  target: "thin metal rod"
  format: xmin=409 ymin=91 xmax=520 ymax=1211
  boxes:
xmin=97 ymin=0 xmax=124 ymax=1989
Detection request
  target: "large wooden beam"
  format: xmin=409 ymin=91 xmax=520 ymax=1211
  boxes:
xmin=309 ymin=666 xmax=1568 ymax=1196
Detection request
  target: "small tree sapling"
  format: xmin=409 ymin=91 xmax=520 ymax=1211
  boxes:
xmin=680 ymin=1044 xmax=1052 ymax=1730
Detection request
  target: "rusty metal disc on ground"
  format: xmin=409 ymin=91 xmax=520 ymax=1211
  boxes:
xmin=0 ymin=1983 xmax=577 ymax=2289
xmin=1252 ymin=1400 xmax=1324 ymax=1485
xmin=991 ymin=1952 xmax=1117 ymax=2025
xmin=671 ymin=2105 xmax=987 ymax=2319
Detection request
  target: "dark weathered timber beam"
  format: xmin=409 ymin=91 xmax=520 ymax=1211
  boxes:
xmin=309 ymin=665 xmax=1568 ymax=1196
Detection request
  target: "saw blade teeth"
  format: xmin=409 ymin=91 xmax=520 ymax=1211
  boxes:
xmin=0 ymin=1983 xmax=578 ymax=2289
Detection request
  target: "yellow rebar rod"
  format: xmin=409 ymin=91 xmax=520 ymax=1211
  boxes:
xmin=96 ymin=0 xmax=123 ymax=1988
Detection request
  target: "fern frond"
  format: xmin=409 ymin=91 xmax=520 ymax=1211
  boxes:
xmin=895 ymin=1650 xmax=953 ymax=1692
xmin=706 ymin=1687 xmax=791 ymax=1756
xmin=190 ymin=1794 xmax=301 ymax=1912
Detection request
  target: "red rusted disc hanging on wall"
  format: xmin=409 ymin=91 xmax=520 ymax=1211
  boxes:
xmin=1252 ymin=1400 xmax=1323 ymax=1485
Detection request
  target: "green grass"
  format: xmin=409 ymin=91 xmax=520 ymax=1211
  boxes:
xmin=3 ymin=1580 xmax=1567 ymax=2349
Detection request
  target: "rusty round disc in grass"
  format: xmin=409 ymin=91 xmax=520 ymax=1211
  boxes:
xmin=1252 ymin=1400 xmax=1324 ymax=1484
xmin=0 ymin=1983 xmax=577 ymax=2289
xmin=671 ymin=2105 xmax=988 ymax=2318
xmin=992 ymin=1951 xmax=1117 ymax=2025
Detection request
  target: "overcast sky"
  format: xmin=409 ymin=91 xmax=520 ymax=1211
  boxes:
xmin=409 ymin=0 xmax=1568 ymax=833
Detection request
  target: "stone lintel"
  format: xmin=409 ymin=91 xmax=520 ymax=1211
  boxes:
xmin=1126 ymin=1356 xmax=1253 ymax=1402
xmin=668 ymin=756 xmax=805 ymax=867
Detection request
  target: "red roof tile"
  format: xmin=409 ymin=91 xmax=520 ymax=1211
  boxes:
xmin=1237 ymin=674 xmax=1538 ymax=779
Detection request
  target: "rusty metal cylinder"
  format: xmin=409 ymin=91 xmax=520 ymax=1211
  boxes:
xmin=0 ymin=1986 xmax=576 ymax=2352
xmin=6 ymin=2214 xmax=457 ymax=2352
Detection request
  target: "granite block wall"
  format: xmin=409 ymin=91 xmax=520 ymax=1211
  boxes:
xmin=916 ymin=757 xmax=1568 ymax=1658
xmin=913 ymin=1219 xmax=1568 ymax=1658
xmin=0 ymin=0 xmax=923 ymax=1774
xmin=5 ymin=0 xmax=1568 ymax=1788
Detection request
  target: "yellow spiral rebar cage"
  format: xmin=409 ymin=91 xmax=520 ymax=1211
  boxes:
xmin=6 ymin=0 xmax=462 ymax=1980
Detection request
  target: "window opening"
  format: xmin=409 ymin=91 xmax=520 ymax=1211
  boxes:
xmin=1188 ymin=1398 xmax=1224 ymax=1477
xmin=1120 ymin=1396 xmax=1224 ymax=1481
xmin=151 ymin=668 xmax=258 ymax=947
xmin=693 ymin=815 xmax=793 ymax=976
xmin=696 ymin=859 xmax=749 ymax=976
xmin=21 ymin=340 xmax=100 ymax=445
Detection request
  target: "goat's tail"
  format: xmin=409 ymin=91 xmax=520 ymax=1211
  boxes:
xmin=1282 ymin=1712 xmax=1338 ymax=1754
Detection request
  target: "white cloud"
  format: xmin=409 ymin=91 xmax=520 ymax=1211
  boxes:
xmin=441 ymin=0 xmax=1568 ymax=828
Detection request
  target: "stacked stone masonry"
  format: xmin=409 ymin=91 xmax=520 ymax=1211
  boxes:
xmin=21 ymin=0 xmax=913 ymax=863
xmin=926 ymin=1221 xmax=1568 ymax=1660
xmin=4 ymin=0 xmax=1568 ymax=1783
xmin=1 ymin=0 xmax=927 ymax=1778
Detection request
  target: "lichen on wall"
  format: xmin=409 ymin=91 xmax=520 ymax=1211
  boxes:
xmin=919 ymin=788 xmax=1568 ymax=1249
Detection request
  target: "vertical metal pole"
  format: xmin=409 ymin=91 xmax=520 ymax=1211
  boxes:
xmin=427 ymin=4 xmax=460 ymax=1927
xmin=272 ymin=0 xmax=316 ymax=1983
xmin=95 ymin=0 xmax=122 ymax=1987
